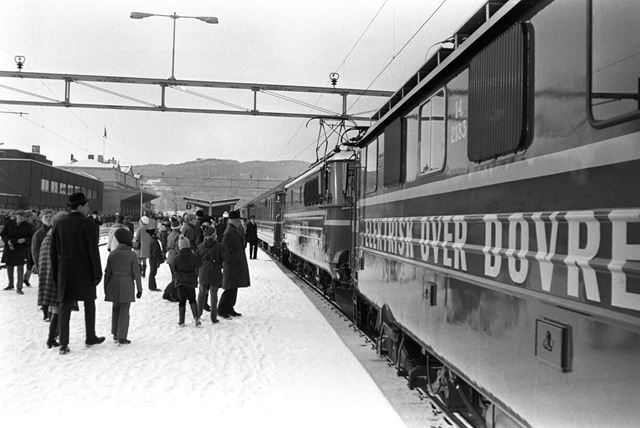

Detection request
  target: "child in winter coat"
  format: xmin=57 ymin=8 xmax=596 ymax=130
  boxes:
xmin=104 ymin=228 xmax=143 ymax=345
xmin=147 ymin=229 xmax=165 ymax=292
xmin=196 ymin=225 xmax=223 ymax=324
xmin=174 ymin=236 xmax=202 ymax=326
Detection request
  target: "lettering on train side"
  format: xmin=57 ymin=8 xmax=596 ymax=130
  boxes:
xmin=361 ymin=209 xmax=640 ymax=312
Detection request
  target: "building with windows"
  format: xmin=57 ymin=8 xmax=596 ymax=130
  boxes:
xmin=0 ymin=149 xmax=103 ymax=212
xmin=57 ymin=154 xmax=157 ymax=220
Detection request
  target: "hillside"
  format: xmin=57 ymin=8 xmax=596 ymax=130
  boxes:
xmin=135 ymin=158 xmax=309 ymax=214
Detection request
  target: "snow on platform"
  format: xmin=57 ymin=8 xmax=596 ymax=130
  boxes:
xmin=0 ymin=245 xmax=407 ymax=428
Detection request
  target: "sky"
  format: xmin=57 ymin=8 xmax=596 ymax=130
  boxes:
xmin=0 ymin=0 xmax=486 ymax=167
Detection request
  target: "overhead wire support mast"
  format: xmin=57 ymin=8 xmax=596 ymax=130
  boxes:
xmin=0 ymin=70 xmax=394 ymax=120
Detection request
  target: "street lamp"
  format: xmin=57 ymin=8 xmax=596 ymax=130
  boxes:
xmin=130 ymin=11 xmax=219 ymax=80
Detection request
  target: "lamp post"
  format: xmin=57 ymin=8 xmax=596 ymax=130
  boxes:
xmin=130 ymin=11 xmax=219 ymax=80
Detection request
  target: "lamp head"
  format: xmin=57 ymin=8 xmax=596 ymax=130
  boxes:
xmin=196 ymin=16 xmax=219 ymax=24
xmin=130 ymin=11 xmax=154 ymax=19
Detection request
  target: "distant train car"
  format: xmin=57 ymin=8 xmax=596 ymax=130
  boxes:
xmin=353 ymin=1 xmax=640 ymax=427
xmin=283 ymin=149 xmax=357 ymax=315
xmin=247 ymin=180 xmax=288 ymax=257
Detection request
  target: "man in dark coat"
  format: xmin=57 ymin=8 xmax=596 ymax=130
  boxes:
xmin=218 ymin=210 xmax=250 ymax=318
xmin=0 ymin=210 xmax=32 ymax=293
xmin=51 ymin=192 xmax=105 ymax=354
xmin=246 ymin=215 xmax=258 ymax=260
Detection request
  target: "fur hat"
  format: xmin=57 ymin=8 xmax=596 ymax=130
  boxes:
xmin=228 ymin=210 xmax=240 ymax=219
xmin=140 ymin=215 xmax=149 ymax=225
xmin=170 ymin=219 xmax=180 ymax=229
xmin=178 ymin=236 xmax=190 ymax=250
xmin=67 ymin=192 xmax=88 ymax=208
xmin=114 ymin=228 xmax=133 ymax=247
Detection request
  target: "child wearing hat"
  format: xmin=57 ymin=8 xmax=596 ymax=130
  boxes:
xmin=196 ymin=225 xmax=223 ymax=323
xmin=104 ymin=228 xmax=143 ymax=345
xmin=174 ymin=236 xmax=202 ymax=326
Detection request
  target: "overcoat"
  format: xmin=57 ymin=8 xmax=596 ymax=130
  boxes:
xmin=133 ymin=225 xmax=151 ymax=259
xmin=246 ymin=221 xmax=258 ymax=244
xmin=222 ymin=222 xmax=250 ymax=290
xmin=104 ymin=244 xmax=142 ymax=303
xmin=31 ymin=224 xmax=51 ymax=273
xmin=174 ymin=248 xmax=201 ymax=288
xmin=165 ymin=230 xmax=181 ymax=265
xmin=51 ymin=211 xmax=102 ymax=302
xmin=0 ymin=219 xmax=32 ymax=265
xmin=196 ymin=238 xmax=223 ymax=286
xmin=37 ymin=232 xmax=57 ymax=307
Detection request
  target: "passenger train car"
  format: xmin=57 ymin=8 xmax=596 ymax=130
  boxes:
xmin=354 ymin=0 xmax=640 ymax=426
xmin=246 ymin=180 xmax=288 ymax=258
xmin=246 ymin=1 xmax=639 ymax=426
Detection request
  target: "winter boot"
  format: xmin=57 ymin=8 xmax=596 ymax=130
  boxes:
xmin=190 ymin=303 xmax=201 ymax=327
xmin=178 ymin=305 xmax=186 ymax=326
xmin=42 ymin=305 xmax=50 ymax=321
xmin=47 ymin=313 xmax=60 ymax=348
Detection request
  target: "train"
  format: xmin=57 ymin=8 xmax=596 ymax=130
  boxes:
xmin=245 ymin=1 xmax=640 ymax=426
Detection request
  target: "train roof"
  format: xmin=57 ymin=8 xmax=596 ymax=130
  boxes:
xmin=285 ymin=149 xmax=355 ymax=190
xmin=245 ymin=177 xmax=291 ymax=206
xmin=359 ymin=0 xmax=527 ymax=147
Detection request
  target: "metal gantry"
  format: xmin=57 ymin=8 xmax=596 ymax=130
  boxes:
xmin=0 ymin=70 xmax=393 ymax=121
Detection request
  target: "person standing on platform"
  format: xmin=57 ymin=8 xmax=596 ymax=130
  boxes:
xmin=51 ymin=193 xmax=104 ymax=355
xmin=174 ymin=236 xmax=201 ymax=327
xmin=107 ymin=215 xmax=127 ymax=252
xmin=21 ymin=210 xmax=37 ymax=288
xmin=218 ymin=210 xmax=250 ymax=318
xmin=246 ymin=215 xmax=258 ymax=260
xmin=163 ymin=218 xmax=181 ymax=302
xmin=32 ymin=209 xmax=53 ymax=319
xmin=158 ymin=220 xmax=169 ymax=253
xmin=38 ymin=211 xmax=66 ymax=348
xmin=104 ymin=228 xmax=142 ymax=345
xmin=1 ymin=210 xmax=32 ymax=294
xmin=124 ymin=216 xmax=135 ymax=235
xmin=216 ymin=213 xmax=228 ymax=242
xmin=147 ymin=229 xmax=164 ymax=292
xmin=195 ymin=209 xmax=205 ymax=246
xmin=133 ymin=216 xmax=151 ymax=278
xmin=196 ymin=225 xmax=223 ymax=323
xmin=180 ymin=213 xmax=198 ymax=251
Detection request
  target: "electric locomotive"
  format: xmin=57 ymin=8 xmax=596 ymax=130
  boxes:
xmin=353 ymin=0 xmax=640 ymax=427
xmin=282 ymin=149 xmax=357 ymax=316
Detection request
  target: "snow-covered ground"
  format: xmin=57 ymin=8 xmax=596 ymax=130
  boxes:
xmin=0 ymin=244 xmax=406 ymax=428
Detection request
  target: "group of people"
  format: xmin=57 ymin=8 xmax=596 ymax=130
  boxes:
xmin=1 ymin=194 xmax=257 ymax=355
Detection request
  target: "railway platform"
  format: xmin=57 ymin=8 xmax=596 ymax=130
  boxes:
xmin=0 ymin=243 xmax=454 ymax=428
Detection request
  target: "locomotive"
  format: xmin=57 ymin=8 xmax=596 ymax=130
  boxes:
xmin=247 ymin=0 xmax=640 ymax=426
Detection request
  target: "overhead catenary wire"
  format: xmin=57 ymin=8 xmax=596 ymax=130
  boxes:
xmin=38 ymin=81 xmax=137 ymax=166
xmin=347 ymin=0 xmax=450 ymax=113
xmin=280 ymin=0 xmax=389 ymax=162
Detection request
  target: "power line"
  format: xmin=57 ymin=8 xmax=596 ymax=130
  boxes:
xmin=280 ymin=0 xmax=389 ymax=162
xmin=348 ymin=0 xmax=450 ymax=113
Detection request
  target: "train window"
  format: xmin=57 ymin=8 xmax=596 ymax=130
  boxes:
xmin=468 ymin=24 xmax=530 ymax=162
xmin=419 ymin=90 xmax=445 ymax=175
xmin=364 ymin=138 xmax=378 ymax=193
xmin=589 ymin=0 xmax=640 ymax=124
xmin=405 ymin=106 xmax=419 ymax=181
xmin=304 ymin=175 xmax=321 ymax=205
xmin=383 ymin=118 xmax=405 ymax=187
